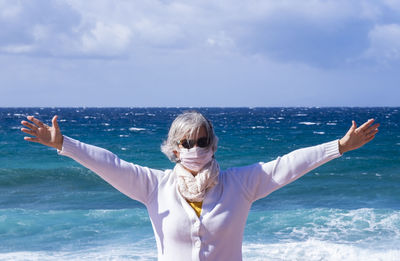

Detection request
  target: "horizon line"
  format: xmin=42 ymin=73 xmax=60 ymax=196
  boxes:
xmin=1 ymin=106 xmax=399 ymax=109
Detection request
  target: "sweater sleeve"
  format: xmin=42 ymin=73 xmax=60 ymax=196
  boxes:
xmin=57 ymin=135 xmax=161 ymax=205
xmin=231 ymin=139 xmax=342 ymax=202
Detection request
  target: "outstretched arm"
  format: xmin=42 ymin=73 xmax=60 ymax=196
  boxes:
xmin=20 ymin=116 xmax=160 ymax=205
xmin=232 ymin=119 xmax=380 ymax=202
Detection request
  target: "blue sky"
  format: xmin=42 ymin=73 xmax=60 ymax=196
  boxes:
xmin=1 ymin=0 xmax=399 ymax=107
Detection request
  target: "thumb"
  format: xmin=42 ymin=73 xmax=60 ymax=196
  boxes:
xmin=52 ymin=115 xmax=60 ymax=130
xmin=350 ymin=120 xmax=357 ymax=132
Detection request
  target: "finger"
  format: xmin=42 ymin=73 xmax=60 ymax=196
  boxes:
xmin=21 ymin=120 xmax=38 ymax=131
xmin=24 ymin=136 xmax=40 ymax=143
xmin=364 ymin=135 xmax=375 ymax=143
xmin=366 ymin=123 xmax=380 ymax=135
xmin=368 ymin=123 xmax=380 ymax=130
xmin=366 ymin=128 xmax=379 ymax=138
xmin=21 ymin=128 xmax=37 ymax=136
xmin=52 ymin=115 xmax=60 ymax=130
xmin=350 ymin=120 xmax=357 ymax=132
xmin=27 ymin=116 xmax=46 ymax=128
xmin=356 ymin=119 xmax=374 ymax=133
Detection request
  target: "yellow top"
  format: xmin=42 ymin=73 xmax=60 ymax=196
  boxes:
xmin=187 ymin=201 xmax=203 ymax=217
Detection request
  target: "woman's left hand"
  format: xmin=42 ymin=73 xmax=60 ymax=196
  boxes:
xmin=338 ymin=119 xmax=379 ymax=154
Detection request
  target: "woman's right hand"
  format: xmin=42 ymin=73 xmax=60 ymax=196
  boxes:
xmin=21 ymin=115 xmax=64 ymax=150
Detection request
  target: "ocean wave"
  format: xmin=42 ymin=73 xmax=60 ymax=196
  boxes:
xmin=0 ymin=240 xmax=157 ymax=261
xmin=242 ymin=239 xmax=400 ymax=261
xmin=129 ymin=127 xmax=146 ymax=132
xmin=294 ymin=113 xmax=308 ymax=116
xmin=246 ymin=208 xmax=400 ymax=245
xmin=299 ymin=122 xmax=320 ymax=125
xmin=13 ymin=113 xmax=27 ymax=118
xmin=1 ymin=238 xmax=398 ymax=261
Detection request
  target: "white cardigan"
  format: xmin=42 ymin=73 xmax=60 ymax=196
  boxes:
xmin=58 ymin=136 xmax=341 ymax=261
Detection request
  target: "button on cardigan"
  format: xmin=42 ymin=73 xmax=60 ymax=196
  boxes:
xmin=58 ymin=136 xmax=342 ymax=261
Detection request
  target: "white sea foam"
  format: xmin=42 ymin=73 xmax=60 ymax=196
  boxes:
xmin=0 ymin=243 xmax=158 ymax=261
xmin=129 ymin=127 xmax=146 ymax=132
xmin=294 ymin=113 xmax=308 ymax=116
xmin=299 ymin=122 xmax=320 ymax=125
xmin=313 ymin=131 xmax=325 ymax=135
xmin=13 ymin=113 xmax=26 ymax=118
xmin=247 ymin=208 xmax=400 ymax=247
xmin=2 ymin=240 xmax=399 ymax=261
xmin=242 ymin=240 xmax=400 ymax=261
xmin=326 ymin=122 xmax=337 ymax=125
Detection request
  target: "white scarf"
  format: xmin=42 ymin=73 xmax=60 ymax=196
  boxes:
xmin=175 ymin=159 xmax=220 ymax=202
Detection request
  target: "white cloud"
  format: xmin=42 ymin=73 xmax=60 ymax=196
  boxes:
xmin=365 ymin=23 xmax=400 ymax=61
xmin=0 ymin=0 xmax=399 ymax=66
xmin=0 ymin=0 xmax=22 ymax=20
xmin=383 ymin=0 xmax=400 ymax=12
xmin=80 ymin=22 xmax=131 ymax=56
xmin=0 ymin=44 xmax=34 ymax=53
xmin=206 ymin=31 xmax=235 ymax=49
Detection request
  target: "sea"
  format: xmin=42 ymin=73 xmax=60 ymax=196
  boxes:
xmin=0 ymin=107 xmax=399 ymax=261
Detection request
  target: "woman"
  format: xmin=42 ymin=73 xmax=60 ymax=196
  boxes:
xmin=20 ymin=111 xmax=379 ymax=261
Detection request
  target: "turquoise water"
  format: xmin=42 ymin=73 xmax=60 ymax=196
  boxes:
xmin=1 ymin=107 xmax=399 ymax=260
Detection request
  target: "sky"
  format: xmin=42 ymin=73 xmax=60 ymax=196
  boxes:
xmin=1 ymin=0 xmax=399 ymax=107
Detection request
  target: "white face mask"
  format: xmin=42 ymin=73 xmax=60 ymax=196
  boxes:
xmin=179 ymin=146 xmax=214 ymax=172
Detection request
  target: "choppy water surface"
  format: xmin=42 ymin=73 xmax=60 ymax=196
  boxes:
xmin=0 ymin=107 xmax=399 ymax=260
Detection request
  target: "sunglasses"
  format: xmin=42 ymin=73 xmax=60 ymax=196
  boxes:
xmin=178 ymin=137 xmax=210 ymax=149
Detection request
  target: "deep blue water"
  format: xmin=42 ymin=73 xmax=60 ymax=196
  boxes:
xmin=0 ymin=107 xmax=399 ymax=260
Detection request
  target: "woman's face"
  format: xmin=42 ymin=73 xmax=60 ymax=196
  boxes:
xmin=173 ymin=126 xmax=208 ymax=159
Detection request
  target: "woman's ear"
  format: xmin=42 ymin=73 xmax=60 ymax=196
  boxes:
xmin=173 ymin=150 xmax=179 ymax=159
